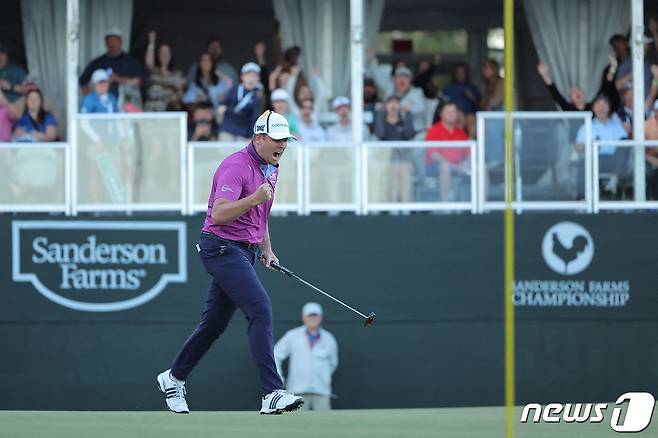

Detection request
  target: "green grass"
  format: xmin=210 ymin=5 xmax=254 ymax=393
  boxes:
xmin=0 ymin=406 xmax=655 ymax=438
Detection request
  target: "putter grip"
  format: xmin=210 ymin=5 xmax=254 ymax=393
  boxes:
xmin=270 ymin=261 xmax=294 ymax=277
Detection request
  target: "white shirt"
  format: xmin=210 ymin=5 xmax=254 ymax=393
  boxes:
xmin=274 ymin=326 xmax=338 ymax=396
xmin=298 ymin=118 xmax=327 ymax=142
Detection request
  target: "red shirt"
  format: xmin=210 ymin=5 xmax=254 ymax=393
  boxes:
xmin=424 ymin=122 xmax=470 ymax=165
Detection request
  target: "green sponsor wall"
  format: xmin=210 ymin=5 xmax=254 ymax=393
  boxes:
xmin=0 ymin=214 xmax=656 ymax=410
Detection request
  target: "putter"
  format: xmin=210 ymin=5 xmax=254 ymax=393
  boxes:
xmin=261 ymin=257 xmax=376 ymax=328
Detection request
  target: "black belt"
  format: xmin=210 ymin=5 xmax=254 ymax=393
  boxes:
xmin=200 ymin=231 xmax=260 ymax=252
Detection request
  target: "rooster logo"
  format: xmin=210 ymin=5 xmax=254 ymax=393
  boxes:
xmin=542 ymin=222 xmax=594 ymax=275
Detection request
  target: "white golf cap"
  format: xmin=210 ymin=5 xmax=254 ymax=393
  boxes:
xmin=253 ymin=110 xmax=297 ymax=140
xmin=241 ymin=62 xmax=261 ymax=74
xmin=105 ymin=26 xmax=123 ymax=39
xmin=270 ymin=88 xmax=289 ymax=102
xmin=394 ymin=66 xmax=413 ymax=77
xmin=332 ymin=96 xmax=351 ymax=110
xmin=654 ymin=99 xmax=658 ymax=111
xmin=91 ymin=69 xmax=110 ymax=84
xmin=302 ymin=302 xmax=323 ymax=316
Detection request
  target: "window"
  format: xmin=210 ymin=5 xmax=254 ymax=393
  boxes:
xmin=374 ymin=30 xmax=468 ymax=55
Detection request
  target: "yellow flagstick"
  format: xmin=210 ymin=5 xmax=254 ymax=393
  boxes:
xmin=503 ymin=0 xmax=516 ymax=438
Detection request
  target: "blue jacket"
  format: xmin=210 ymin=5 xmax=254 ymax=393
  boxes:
xmin=80 ymin=92 xmax=119 ymax=113
xmin=220 ymin=84 xmax=262 ymax=138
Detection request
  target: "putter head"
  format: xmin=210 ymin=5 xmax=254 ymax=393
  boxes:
xmin=363 ymin=312 xmax=376 ymax=328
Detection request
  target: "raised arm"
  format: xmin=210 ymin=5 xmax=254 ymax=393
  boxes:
xmin=211 ymin=183 xmax=271 ymax=225
xmin=145 ymin=31 xmax=157 ymax=71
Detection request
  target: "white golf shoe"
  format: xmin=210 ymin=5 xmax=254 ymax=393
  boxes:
xmin=156 ymin=369 xmax=189 ymax=414
xmin=260 ymin=389 xmax=304 ymax=414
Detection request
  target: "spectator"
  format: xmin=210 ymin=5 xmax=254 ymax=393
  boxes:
xmin=8 ymin=76 xmax=63 ymax=126
xmin=286 ymin=65 xmax=327 ymax=119
xmin=188 ymin=102 xmax=217 ymax=141
xmin=480 ymin=59 xmax=503 ymax=111
xmin=374 ymin=95 xmax=416 ymax=203
xmin=611 ymin=34 xmax=653 ymax=102
xmin=274 ymin=303 xmax=338 ymax=411
xmin=364 ymin=78 xmax=380 ymax=134
xmin=297 ymin=98 xmax=326 ymax=142
xmin=12 ymin=88 xmax=57 ymax=142
xmin=187 ymin=37 xmax=238 ymax=86
xmin=80 ymin=69 xmax=119 ymax=113
xmin=0 ymin=43 xmax=26 ymax=102
xmin=144 ymin=31 xmax=185 ymax=111
xmin=413 ymin=55 xmax=439 ymax=99
xmin=216 ymin=62 xmax=262 ymax=141
xmin=254 ymin=42 xmax=271 ymax=100
xmin=326 ymin=96 xmax=353 ymax=142
xmin=425 ymin=102 xmax=470 ymax=202
xmin=182 ymin=53 xmax=231 ymax=110
xmin=575 ymin=94 xmax=629 ymax=198
xmin=617 ymin=86 xmax=633 ymax=134
xmin=270 ymin=88 xmax=299 ymax=137
xmin=443 ymin=63 xmax=480 ymax=138
xmin=648 ymin=17 xmax=658 ymax=66
xmin=388 ymin=67 xmax=426 ymax=133
xmin=78 ymin=27 xmax=145 ymax=98
xmin=645 ymin=100 xmax=658 ymax=198
xmin=537 ymin=58 xmax=618 ymax=113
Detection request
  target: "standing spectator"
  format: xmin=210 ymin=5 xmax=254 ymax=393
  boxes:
xmin=182 ymin=53 xmax=231 ymax=111
xmin=274 ymin=303 xmax=338 ymax=411
xmin=188 ymin=102 xmax=217 ymax=141
xmin=374 ymin=95 xmax=416 ymax=203
xmin=12 ymin=89 xmax=57 ymax=142
xmin=413 ymin=56 xmax=439 ymax=99
xmin=270 ymin=88 xmax=299 ymax=137
xmin=364 ymin=78 xmax=380 ymax=135
xmin=286 ymin=65 xmax=328 ymax=119
xmin=425 ymin=102 xmax=470 ymax=202
xmin=480 ymin=59 xmax=503 ymax=111
xmin=537 ymin=59 xmax=617 ymax=112
xmin=297 ymin=98 xmax=326 ymax=142
xmin=575 ymin=94 xmax=629 ymax=198
xmin=443 ymin=63 xmax=480 ymax=138
xmin=186 ymin=37 xmax=238 ymax=86
xmin=80 ymin=69 xmax=119 ymax=113
xmin=0 ymin=43 xmax=26 ymax=103
xmin=389 ymin=67 xmax=426 ymax=134
xmin=78 ymin=27 xmax=145 ymax=98
xmin=326 ymin=96 xmax=353 ymax=142
xmin=144 ymin=31 xmax=185 ymax=111
xmin=216 ymin=62 xmax=262 ymax=141
xmin=254 ymin=42 xmax=271 ymax=100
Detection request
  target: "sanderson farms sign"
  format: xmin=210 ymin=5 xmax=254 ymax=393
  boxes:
xmin=12 ymin=221 xmax=187 ymax=312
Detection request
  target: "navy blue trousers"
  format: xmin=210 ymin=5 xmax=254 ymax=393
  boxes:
xmin=171 ymin=236 xmax=283 ymax=395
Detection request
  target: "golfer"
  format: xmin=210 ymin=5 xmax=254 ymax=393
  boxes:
xmin=157 ymin=110 xmax=303 ymax=415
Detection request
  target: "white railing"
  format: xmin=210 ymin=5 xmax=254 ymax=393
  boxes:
xmin=72 ymin=112 xmax=188 ymax=215
xmin=362 ymin=141 xmax=477 ymax=214
xmin=3 ymin=111 xmax=658 ymax=215
xmin=188 ymin=141 xmax=303 ymax=215
xmin=476 ymin=111 xmax=593 ymax=213
xmin=593 ymin=140 xmax=658 ymax=212
xmin=0 ymin=142 xmax=70 ymax=214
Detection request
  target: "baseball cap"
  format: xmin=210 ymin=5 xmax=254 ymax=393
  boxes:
xmin=241 ymin=62 xmax=261 ymax=74
xmin=105 ymin=26 xmax=123 ymax=39
xmin=253 ymin=110 xmax=297 ymax=140
xmin=91 ymin=69 xmax=110 ymax=84
xmin=270 ymin=88 xmax=289 ymax=102
xmin=302 ymin=302 xmax=323 ymax=317
xmin=394 ymin=66 xmax=413 ymax=77
xmin=332 ymin=96 xmax=351 ymax=110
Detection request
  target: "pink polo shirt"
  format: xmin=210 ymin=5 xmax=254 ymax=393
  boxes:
xmin=202 ymin=143 xmax=278 ymax=244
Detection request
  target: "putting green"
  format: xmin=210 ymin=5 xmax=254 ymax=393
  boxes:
xmin=0 ymin=406 xmax=655 ymax=438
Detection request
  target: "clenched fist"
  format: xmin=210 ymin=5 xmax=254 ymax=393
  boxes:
xmin=251 ymin=183 xmax=273 ymax=205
